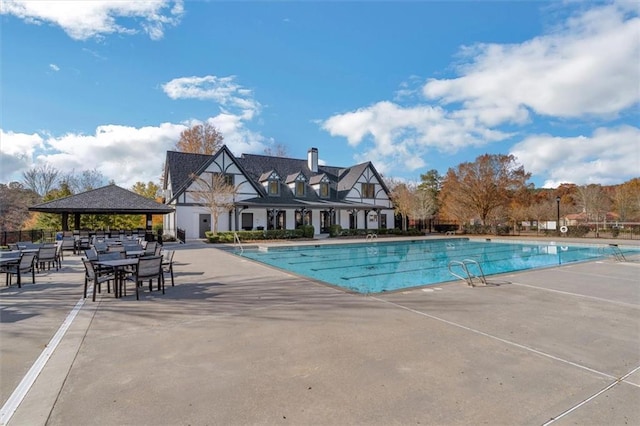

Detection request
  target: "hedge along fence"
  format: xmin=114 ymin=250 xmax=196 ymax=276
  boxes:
xmin=205 ymin=225 xmax=425 ymax=243
xmin=206 ymin=225 xmax=315 ymax=243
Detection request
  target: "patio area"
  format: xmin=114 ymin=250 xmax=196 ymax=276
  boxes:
xmin=1 ymin=237 xmax=639 ymax=425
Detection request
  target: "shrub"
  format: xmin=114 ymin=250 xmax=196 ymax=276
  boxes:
xmin=567 ymin=225 xmax=590 ymax=237
xmin=611 ymin=227 xmax=620 ymax=238
xmin=329 ymin=224 xmax=342 ymax=237
xmin=299 ymin=225 xmax=315 ymax=238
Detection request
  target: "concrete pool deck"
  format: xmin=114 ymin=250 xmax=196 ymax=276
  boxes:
xmin=1 ymin=236 xmax=639 ymax=425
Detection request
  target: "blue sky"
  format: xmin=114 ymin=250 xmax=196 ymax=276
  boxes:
xmin=1 ymin=1 xmax=638 ymax=189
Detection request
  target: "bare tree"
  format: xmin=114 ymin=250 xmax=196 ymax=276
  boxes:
xmin=526 ymin=195 xmax=556 ymax=235
xmin=386 ymin=178 xmax=414 ymax=231
xmin=263 ymin=143 xmax=289 ymax=157
xmin=63 ymin=169 xmax=107 ymax=193
xmin=22 ymin=164 xmax=60 ymax=197
xmin=176 ymin=123 xmax=224 ymax=155
xmin=576 ymin=184 xmax=612 ymax=233
xmin=189 ymin=172 xmax=238 ymax=234
xmin=411 ymin=186 xmax=438 ymax=230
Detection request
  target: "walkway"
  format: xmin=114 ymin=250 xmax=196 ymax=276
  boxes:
xmin=1 ymin=238 xmax=638 ymax=425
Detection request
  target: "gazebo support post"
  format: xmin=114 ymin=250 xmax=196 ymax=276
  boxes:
xmin=61 ymin=212 xmax=69 ymax=231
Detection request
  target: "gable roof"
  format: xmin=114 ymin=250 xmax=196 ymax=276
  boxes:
xmin=164 ymin=146 xmax=391 ymax=207
xmin=165 ymin=146 xmax=263 ymax=202
xmin=29 ymin=184 xmax=173 ymax=214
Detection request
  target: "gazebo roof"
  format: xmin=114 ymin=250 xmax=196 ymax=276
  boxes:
xmin=28 ymin=184 xmax=174 ymax=215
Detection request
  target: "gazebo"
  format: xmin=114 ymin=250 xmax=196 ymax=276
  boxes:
xmin=28 ymin=184 xmax=174 ymax=232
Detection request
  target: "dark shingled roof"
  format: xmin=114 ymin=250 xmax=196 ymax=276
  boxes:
xmin=165 ymin=150 xmax=213 ymax=198
xmin=164 ymin=146 xmax=391 ymax=208
xmin=29 ymin=184 xmax=174 ymax=214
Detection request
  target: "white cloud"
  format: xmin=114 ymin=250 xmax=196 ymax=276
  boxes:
xmin=423 ymin=2 xmax=640 ymax=124
xmin=321 ymin=2 xmax=639 ymax=185
xmin=49 ymin=63 xmax=60 ymax=72
xmin=510 ymin=125 xmax=640 ymax=188
xmin=1 ymin=0 xmax=184 ymax=40
xmin=322 ymin=101 xmax=512 ymax=173
xmin=162 ymin=75 xmax=262 ymax=120
xmin=0 ymin=110 xmax=270 ymax=187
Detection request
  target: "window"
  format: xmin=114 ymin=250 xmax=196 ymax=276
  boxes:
xmin=319 ymin=183 xmax=329 ymax=198
xmin=213 ymin=173 xmax=234 ymax=186
xmin=362 ymin=183 xmax=375 ymax=199
xmin=295 ymin=181 xmax=305 ymax=197
xmin=268 ymin=180 xmax=279 ymax=195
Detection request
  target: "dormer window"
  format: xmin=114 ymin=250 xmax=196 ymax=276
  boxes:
xmin=260 ymin=171 xmax=281 ymax=196
xmin=319 ymin=182 xmax=329 ymax=198
xmin=287 ymin=173 xmax=307 ymax=197
xmin=268 ymin=180 xmax=280 ymax=195
xmin=310 ymin=173 xmax=330 ymax=199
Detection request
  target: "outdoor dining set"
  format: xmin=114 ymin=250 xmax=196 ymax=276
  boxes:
xmin=0 ymin=235 xmax=175 ymax=301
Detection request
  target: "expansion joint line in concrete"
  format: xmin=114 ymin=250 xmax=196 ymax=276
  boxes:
xmin=371 ymin=297 xmax=628 ymax=383
xmin=372 ymin=297 xmax=640 ymax=423
xmin=542 ymin=364 xmax=640 ymax=425
xmin=0 ymin=294 xmax=96 ymax=426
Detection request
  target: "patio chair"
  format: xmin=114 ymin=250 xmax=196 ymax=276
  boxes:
xmin=37 ymin=246 xmax=59 ymax=271
xmin=143 ymin=241 xmax=157 ymax=256
xmin=82 ymin=258 xmax=115 ymax=301
xmin=84 ymin=248 xmax=99 ymax=261
xmin=59 ymin=236 xmax=76 ymax=259
xmin=4 ymin=252 xmax=37 ymax=288
xmin=125 ymin=255 xmax=164 ymax=300
xmin=93 ymin=241 xmax=108 ymax=253
xmin=161 ymin=250 xmax=175 ymax=286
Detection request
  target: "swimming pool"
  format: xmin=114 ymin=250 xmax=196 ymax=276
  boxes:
xmin=238 ymin=238 xmax=640 ymax=293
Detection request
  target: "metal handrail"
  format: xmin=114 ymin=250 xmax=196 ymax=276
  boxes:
xmin=233 ymin=232 xmax=244 ymax=254
xmin=448 ymin=259 xmax=487 ymax=287
xmin=608 ymin=244 xmax=626 ymax=262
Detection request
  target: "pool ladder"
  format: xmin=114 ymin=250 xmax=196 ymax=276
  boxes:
xmin=448 ymin=259 xmax=487 ymax=287
xmin=233 ymin=232 xmax=244 ymax=254
xmin=603 ymin=244 xmax=626 ymax=262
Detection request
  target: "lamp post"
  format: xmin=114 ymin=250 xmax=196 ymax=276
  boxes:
xmin=556 ymin=196 xmax=561 ymax=236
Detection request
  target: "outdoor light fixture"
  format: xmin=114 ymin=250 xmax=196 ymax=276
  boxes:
xmin=556 ymin=196 xmax=561 ymax=235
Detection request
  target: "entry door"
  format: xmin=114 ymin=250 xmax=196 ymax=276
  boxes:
xmin=320 ymin=211 xmax=331 ymax=233
xmin=199 ymin=214 xmax=210 ymax=238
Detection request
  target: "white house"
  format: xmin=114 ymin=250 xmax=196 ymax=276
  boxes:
xmin=162 ymin=146 xmax=395 ymax=239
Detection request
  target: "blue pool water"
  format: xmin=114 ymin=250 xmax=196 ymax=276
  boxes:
xmin=238 ymin=239 xmax=640 ymax=293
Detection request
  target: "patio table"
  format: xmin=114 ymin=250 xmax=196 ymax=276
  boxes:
xmin=93 ymin=258 xmax=138 ymax=298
